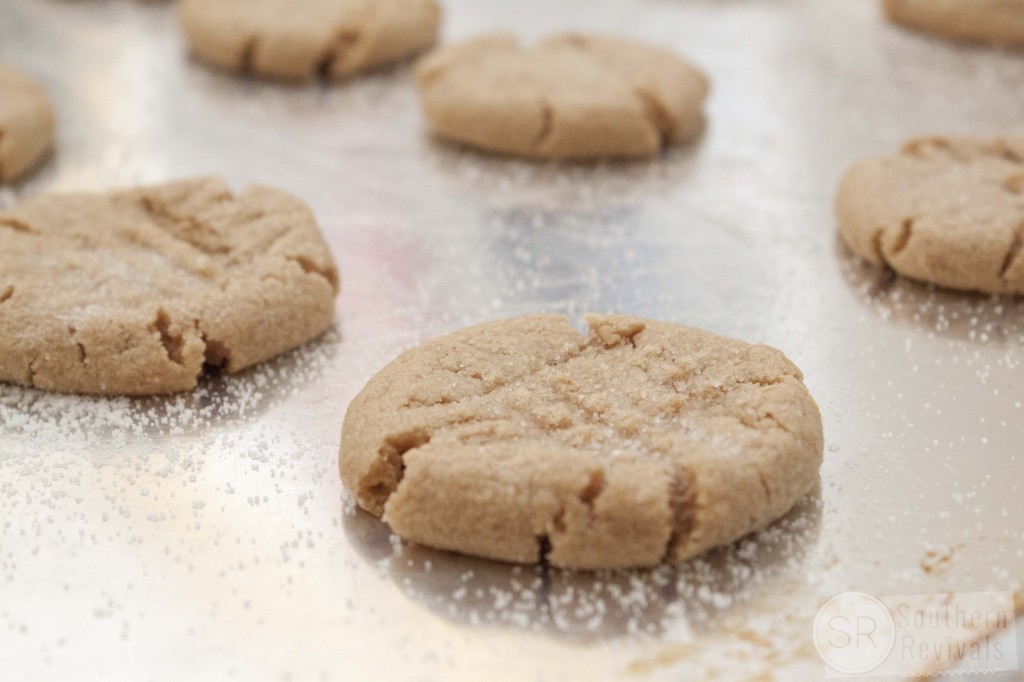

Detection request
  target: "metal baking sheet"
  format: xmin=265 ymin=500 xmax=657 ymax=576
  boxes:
xmin=1 ymin=0 xmax=1022 ymax=679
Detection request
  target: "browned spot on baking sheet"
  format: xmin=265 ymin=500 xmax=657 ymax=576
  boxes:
xmin=920 ymin=543 xmax=964 ymax=575
xmin=1003 ymin=173 xmax=1024 ymax=195
xmin=0 ymin=285 xmax=13 ymax=304
xmin=627 ymin=643 xmax=699 ymax=675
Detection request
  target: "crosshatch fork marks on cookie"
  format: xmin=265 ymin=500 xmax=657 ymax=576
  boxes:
xmin=340 ymin=314 xmax=823 ymax=570
xmin=0 ymin=176 xmax=339 ymax=395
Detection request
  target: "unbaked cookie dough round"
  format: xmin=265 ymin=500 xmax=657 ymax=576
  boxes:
xmin=0 ymin=62 xmax=55 ymax=182
xmin=178 ymin=0 xmax=441 ymax=81
xmin=0 ymin=176 xmax=339 ymax=395
xmin=883 ymin=0 xmax=1024 ymax=47
xmin=415 ymin=32 xmax=709 ymax=160
xmin=340 ymin=314 xmax=823 ymax=570
xmin=837 ymin=135 xmax=1024 ymax=294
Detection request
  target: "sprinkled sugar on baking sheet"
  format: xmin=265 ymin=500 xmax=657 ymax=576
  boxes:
xmin=1 ymin=0 xmax=1023 ymax=679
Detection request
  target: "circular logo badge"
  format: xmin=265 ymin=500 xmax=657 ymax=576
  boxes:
xmin=813 ymin=592 xmax=896 ymax=675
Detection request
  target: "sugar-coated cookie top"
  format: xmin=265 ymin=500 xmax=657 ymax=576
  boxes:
xmin=340 ymin=313 xmax=822 ymax=569
xmin=0 ymin=177 xmax=339 ymax=395
xmin=837 ymin=135 xmax=1024 ymax=294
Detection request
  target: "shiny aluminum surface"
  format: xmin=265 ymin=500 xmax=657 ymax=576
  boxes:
xmin=1 ymin=0 xmax=1022 ymax=679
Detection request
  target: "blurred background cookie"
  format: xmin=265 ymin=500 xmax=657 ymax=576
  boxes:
xmin=884 ymin=0 xmax=1024 ymax=47
xmin=415 ymin=32 xmax=708 ymax=160
xmin=0 ymin=62 xmax=55 ymax=183
xmin=179 ymin=0 xmax=441 ymax=82
xmin=837 ymin=135 xmax=1024 ymax=294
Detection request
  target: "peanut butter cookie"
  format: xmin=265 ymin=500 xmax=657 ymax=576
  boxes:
xmin=340 ymin=314 xmax=822 ymax=569
xmin=0 ymin=177 xmax=339 ymax=394
xmin=0 ymin=62 xmax=55 ymax=182
xmin=884 ymin=0 xmax=1024 ymax=47
xmin=179 ymin=0 xmax=441 ymax=81
xmin=415 ymin=33 xmax=709 ymax=160
xmin=837 ymin=135 xmax=1024 ymax=294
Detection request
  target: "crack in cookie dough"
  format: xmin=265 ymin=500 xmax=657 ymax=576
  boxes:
xmin=179 ymin=0 xmax=441 ymax=82
xmin=999 ymin=224 xmax=1024 ymax=280
xmin=1004 ymin=174 xmax=1024 ymax=195
xmin=340 ymin=314 xmax=823 ymax=569
xmin=532 ymin=101 xmax=555 ymax=150
xmin=0 ymin=63 xmax=55 ymax=183
xmin=837 ymin=135 xmax=1024 ymax=294
xmin=316 ymin=29 xmax=361 ymax=78
xmin=890 ymin=218 xmax=915 ymax=256
xmin=0 ymin=176 xmax=339 ymax=395
xmin=415 ymin=32 xmax=708 ymax=160
xmin=0 ymin=216 xmax=38 ymax=234
xmin=288 ymin=254 xmax=340 ymax=289
xmin=634 ymin=88 xmax=676 ymax=147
